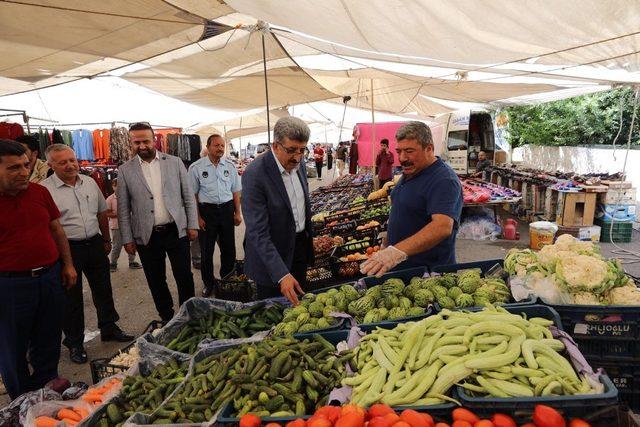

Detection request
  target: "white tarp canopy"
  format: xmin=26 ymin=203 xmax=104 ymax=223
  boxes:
xmin=191 ymin=108 xmax=291 ymax=139
xmin=0 ymin=0 xmax=237 ymax=95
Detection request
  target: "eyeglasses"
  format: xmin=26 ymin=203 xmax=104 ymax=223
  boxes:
xmin=128 ymin=121 xmax=152 ymax=130
xmin=276 ymin=141 xmax=306 ymax=155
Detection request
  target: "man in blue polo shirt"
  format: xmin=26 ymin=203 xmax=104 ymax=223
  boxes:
xmin=361 ymin=121 xmax=462 ymax=277
xmin=189 ymin=134 xmax=242 ymax=297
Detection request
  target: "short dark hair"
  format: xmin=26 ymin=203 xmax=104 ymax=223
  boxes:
xmin=206 ymin=134 xmax=223 ymax=147
xmin=129 ymin=122 xmax=154 ymax=136
xmin=380 ymin=138 xmax=389 ymax=146
xmin=15 ymin=135 xmax=39 ymax=153
xmin=0 ymin=139 xmax=27 ymax=163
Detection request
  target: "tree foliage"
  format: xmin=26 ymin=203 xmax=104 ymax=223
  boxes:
xmin=505 ymin=88 xmax=640 ymax=148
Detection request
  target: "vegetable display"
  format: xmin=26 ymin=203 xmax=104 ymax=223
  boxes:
xmin=504 ymin=234 xmax=634 ymax=305
xmin=153 ymin=335 xmax=354 ymax=423
xmin=109 ymin=346 xmax=139 ymax=369
xmin=359 ymin=204 xmax=391 ymax=220
xmin=92 ymin=359 xmax=189 ymax=426
xmin=343 ymin=306 xmax=598 ymax=408
xmin=163 ymin=304 xmax=285 ymax=353
xmin=418 ymin=271 xmax=512 ymax=309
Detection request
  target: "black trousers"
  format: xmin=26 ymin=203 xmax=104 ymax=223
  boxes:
xmin=137 ymin=223 xmax=195 ymax=321
xmin=315 ymin=160 xmax=323 ymax=178
xmin=65 ymin=235 xmax=120 ymax=348
xmin=199 ymin=201 xmax=236 ymax=289
xmin=327 ymin=155 xmax=333 ymax=170
xmin=0 ymin=263 xmax=65 ymax=400
xmin=256 ymin=231 xmax=309 ymax=299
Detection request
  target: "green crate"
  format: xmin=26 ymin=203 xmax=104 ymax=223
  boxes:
xmin=596 ymin=219 xmax=634 ymax=243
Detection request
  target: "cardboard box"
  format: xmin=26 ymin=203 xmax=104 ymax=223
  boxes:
xmin=596 ymin=203 xmax=637 ymax=222
xmin=599 ymin=187 xmax=637 ymax=205
xmin=578 ymin=225 xmax=601 ymax=242
xmin=555 ymin=191 xmax=597 ymax=227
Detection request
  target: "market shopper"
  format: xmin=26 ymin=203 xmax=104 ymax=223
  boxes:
xmin=375 ymin=138 xmax=395 ymax=188
xmin=0 ymin=140 xmax=76 ymax=399
xmin=327 ymin=145 xmax=333 ymax=170
xmin=361 ymin=122 xmax=462 ymax=277
xmin=105 ymin=179 xmax=142 ymax=272
xmin=336 ymin=141 xmax=347 ymax=177
xmin=42 ymin=144 xmax=133 ymax=364
xmin=313 ymin=143 xmax=324 ymax=180
xmin=15 ymin=134 xmax=52 ymax=183
xmin=189 ymin=134 xmax=242 ymax=298
xmin=117 ymin=122 xmax=198 ymax=322
xmin=474 ymin=150 xmax=492 ymax=180
xmin=242 ymin=117 xmax=314 ymax=304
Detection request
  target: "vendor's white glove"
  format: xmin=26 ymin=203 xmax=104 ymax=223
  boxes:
xmin=360 ymin=245 xmax=408 ymax=278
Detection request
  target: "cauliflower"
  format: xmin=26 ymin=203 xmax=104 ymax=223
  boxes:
xmin=555 ymin=254 xmax=609 ymax=292
xmin=572 ymin=292 xmax=602 ymax=305
xmin=607 ymin=284 xmax=640 ymax=305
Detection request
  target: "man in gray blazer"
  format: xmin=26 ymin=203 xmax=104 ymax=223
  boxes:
xmin=242 ymin=117 xmax=314 ymax=305
xmin=117 ymin=122 xmax=199 ymax=321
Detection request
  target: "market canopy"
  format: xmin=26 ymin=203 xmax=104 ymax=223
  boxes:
xmin=191 ymin=108 xmax=291 ymax=139
xmin=0 ymin=0 xmax=236 ymax=96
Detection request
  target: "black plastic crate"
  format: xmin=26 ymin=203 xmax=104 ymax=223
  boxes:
xmin=306 ymin=259 xmax=340 ymax=291
xmin=89 ymin=320 xmax=163 ymax=383
xmin=341 ymin=226 xmax=380 ymax=242
xmin=215 ymin=260 xmax=255 ymax=302
xmin=324 ymin=209 xmax=363 ymax=225
xmin=548 ymin=303 xmax=640 ymax=361
xmin=330 ymin=240 xmax=380 ymax=280
xmin=594 ymin=361 xmax=640 ymax=411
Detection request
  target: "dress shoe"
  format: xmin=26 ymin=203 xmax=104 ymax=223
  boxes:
xmin=101 ymin=326 xmax=134 ymax=342
xmin=109 ymin=263 xmax=117 ymax=272
xmin=69 ymin=347 xmax=87 ymax=364
xmin=128 ymin=261 xmax=142 ymax=269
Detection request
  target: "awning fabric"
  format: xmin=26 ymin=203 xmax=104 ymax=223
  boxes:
xmin=192 ymin=108 xmax=292 ymax=139
xmin=0 ymin=0 xmax=229 ymax=95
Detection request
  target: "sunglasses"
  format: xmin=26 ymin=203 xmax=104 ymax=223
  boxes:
xmin=128 ymin=121 xmax=152 ymax=130
xmin=276 ymin=141 xmax=306 ymax=155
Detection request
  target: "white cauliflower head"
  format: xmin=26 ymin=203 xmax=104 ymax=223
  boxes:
xmin=555 ymin=254 xmax=609 ymax=291
xmin=607 ymin=284 xmax=640 ymax=305
xmin=572 ymin=292 xmax=602 ymax=305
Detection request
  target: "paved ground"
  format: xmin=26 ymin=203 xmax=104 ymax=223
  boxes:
xmin=1 ymin=166 xmax=639 ymax=407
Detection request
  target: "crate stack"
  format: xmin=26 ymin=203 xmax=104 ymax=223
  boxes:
xmin=596 ymin=182 xmax=637 ymax=243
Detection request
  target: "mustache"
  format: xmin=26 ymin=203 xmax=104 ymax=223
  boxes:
xmin=401 ymin=161 xmax=414 ymax=167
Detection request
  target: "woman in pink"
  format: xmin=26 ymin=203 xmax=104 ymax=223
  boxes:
xmin=313 ymin=144 xmax=324 ymax=181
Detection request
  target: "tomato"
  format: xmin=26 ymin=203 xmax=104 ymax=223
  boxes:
xmin=336 ymin=412 xmax=366 ymax=427
xmin=307 ymin=416 xmax=332 ymax=427
xmin=383 ymin=413 xmax=401 ymax=425
xmin=521 ymin=424 xmax=536 ymax=427
xmin=392 ymin=422 xmax=412 ymax=427
xmin=400 ymin=409 xmax=432 ymax=427
xmin=239 ymin=414 xmax=261 ymax=427
xmin=369 ymin=416 xmax=394 ymax=427
xmin=317 ymin=406 xmax=342 ymax=423
xmin=568 ymin=420 xmax=591 ymax=427
xmin=473 ymin=421 xmax=494 ymax=427
xmin=369 ymin=404 xmax=395 ymax=419
xmin=265 ymin=423 xmax=282 ymax=427
xmin=342 ymin=404 xmax=366 ymax=418
xmin=532 ymin=405 xmax=566 ymax=427
xmin=491 ymin=414 xmax=516 ymax=427
xmin=286 ymin=420 xmax=307 ymax=427
xmin=452 ymin=409 xmax=480 ymax=424
xmin=434 ymin=424 xmax=450 ymax=427
xmin=421 ymin=413 xmax=435 ymax=426
xmin=452 ymin=421 xmax=473 ymax=427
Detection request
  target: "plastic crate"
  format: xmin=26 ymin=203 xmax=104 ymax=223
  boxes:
xmin=548 ymin=302 xmax=640 ymax=361
xmin=330 ymin=244 xmax=369 ymax=281
xmin=430 ymin=259 xmax=537 ymax=310
xmin=324 ymin=208 xmax=364 ymax=225
xmin=216 ymin=260 xmax=255 ymax=302
xmin=597 ymin=362 xmax=640 ymax=411
xmin=306 ymin=259 xmax=340 ymax=291
xmin=596 ymin=219 xmax=634 ymax=243
xmin=457 ymin=375 xmax=618 ymax=424
xmin=89 ymin=320 xmax=163 ymax=383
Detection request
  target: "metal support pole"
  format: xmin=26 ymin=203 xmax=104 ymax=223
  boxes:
xmin=370 ymin=79 xmax=376 ymax=174
xmin=261 ymin=30 xmax=271 ymax=144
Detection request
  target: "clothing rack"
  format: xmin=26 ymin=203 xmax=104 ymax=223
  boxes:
xmin=32 ymin=121 xmax=182 ymax=130
xmin=0 ymin=108 xmax=58 ymax=133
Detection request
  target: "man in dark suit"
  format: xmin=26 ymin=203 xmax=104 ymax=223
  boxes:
xmin=241 ymin=117 xmax=314 ymax=305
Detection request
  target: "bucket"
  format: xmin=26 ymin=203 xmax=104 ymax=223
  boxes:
xmin=529 ymin=221 xmax=558 ymax=250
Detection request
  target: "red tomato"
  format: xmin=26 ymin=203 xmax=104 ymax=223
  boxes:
xmin=421 ymin=414 xmax=434 ymax=426
xmin=286 ymin=420 xmax=306 ymax=427
xmin=383 ymin=413 xmax=401 ymax=425
xmin=307 ymin=416 xmax=332 ymax=427
xmin=452 ymin=409 xmax=480 ymax=424
xmin=265 ymin=424 xmax=282 ymax=427
xmin=491 ymin=414 xmax=516 ymax=427
xmin=452 ymin=421 xmax=473 ymax=427
xmin=532 ymin=405 xmax=566 ymax=427
xmin=342 ymin=405 xmax=366 ymax=418
xmin=369 ymin=404 xmax=395 ymax=419
xmin=434 ymin=424 xmax=450 ymax=427
xmin=568 ymin=420 xmax=591 ymax=427
xmin=369 ymin=416 xmax=394 ymax=427
xmin=239 ymin=414 xmax=261 ymax=427
xmin=336 ymin=412 xmax=366 ymax=427
xmin=400 ymin=409 xmax=432 ymax=427
xmin=317 ymin=406 xmax=342 ymax=423
xmin=392 ymin=422 xmax=412 ymax=427
xmin=473 ymin=421 xmax=494 ymax=427
xmin=521 ymin=424 xmax=536 ymax=427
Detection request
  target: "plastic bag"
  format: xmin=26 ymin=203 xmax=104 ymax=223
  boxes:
xmin=139 ymin=297 xmax=287 ymax=355
xmin=510 ymin=274 xmax=574 ymax=304
xmin=0 ymin=388 xmax=62 ymax=427
xmin=458 ymin=215 xmax=501 ymax=241
xmin=22 ymin=398 xmax=94 ymax=427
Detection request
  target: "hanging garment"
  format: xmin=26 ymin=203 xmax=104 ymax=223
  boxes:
xmin=0 ymin=122 xmax=24 ymax=139
xmin=71 ymin=129 xmax=94 ymax=161
xmin=51 ymin=129 xmax=64 ymax=145
xmin=154 ymin=134 xmax=165 ymax=152
xmin=92 ymin=129 xmax=111 ymax=161
xmin=36 ymin=129 xmax=51 ymax=159
xmin=109 ymin=127 xmax=130 ymax=165
xmin=61 ymin=130 xmax=73 ymax=146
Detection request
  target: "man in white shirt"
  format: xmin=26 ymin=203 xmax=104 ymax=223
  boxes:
xmin=42 ymin=144 xmax=132 ymax=364
xmin=241 ymin=117 xmax=314 ymax=304
xmin=116 ymin=123 xmax=198 ymax=322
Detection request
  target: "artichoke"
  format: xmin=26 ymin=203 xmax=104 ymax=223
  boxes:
xmin=297 ymin=323 xmax=318 ymax=333
xmin=317 ymin=318 xmax=331 ymax=329
xmin=381 ymin=278 xmax=405 ymax=296
xmin=387 ymin=307 xmax=407 ymax=319
xmin=448 ymin=286 xmax=463 ymax=300
xmin=414 ymin=289 xmax=435 ymax=307
xmin=308 ymin=301 xmax=325 ymax=317
xmin=431 ymin=285 xmax=448 ymax=299
xmin=323 ymin=306 xmax=337 ymax=317
xmin=437 ymin=295 xmax=456 ymax=310
xmin=455 ymin=293 xmax=475 ymax=308
xmin=403 ymin=283 xmax=422 ymax=299
xmin=407 ymin=306 xmax=426 ymax=316
xmin=340 ymin=285 xmax=360 ymax=302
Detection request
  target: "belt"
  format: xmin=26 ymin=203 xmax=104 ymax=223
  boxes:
xmin=0 ymin=262 xmax=57 ymax=278
xmin=200 ymin=201 xmax=233 ymax=208
xmin=153 ymin=222 xmax=176 ymax=232
xmin=68 ymin=235 xmax=100 ymax=245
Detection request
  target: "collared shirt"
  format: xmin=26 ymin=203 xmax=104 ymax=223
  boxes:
xmin=29 ymin=158 xmax=51 ymax=183
xmin=387 ymin=158 xmax=463 ymax=269
xmin=42 ymin=173 xmax=108 ymax=240
xmin=139 ymin=153 xmax=173 ymax=226
xmin=272 ymin=151 xmax=306 ymax=233
xmin=188 ymin=156 xmax=241 ymax=204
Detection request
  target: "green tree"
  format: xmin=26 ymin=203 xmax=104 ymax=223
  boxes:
xmin=505 ymin=88 xmax=640 ymax=148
